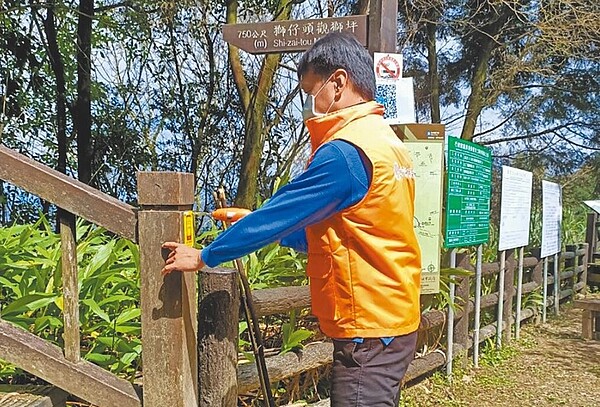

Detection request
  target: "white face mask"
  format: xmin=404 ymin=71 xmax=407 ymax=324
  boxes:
xmin=302 ymin=75 xmax=335 ymax=122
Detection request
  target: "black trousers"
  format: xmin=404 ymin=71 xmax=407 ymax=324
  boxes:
xmin=330 ymin=331 xmax=418 ymax=406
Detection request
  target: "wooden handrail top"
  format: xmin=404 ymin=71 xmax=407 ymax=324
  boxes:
xmin=0 ymin=145 xmax=137 ymax=242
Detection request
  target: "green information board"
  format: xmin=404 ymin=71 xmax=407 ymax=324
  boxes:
xmin=445 ymin=137 xmax=492 ymax=248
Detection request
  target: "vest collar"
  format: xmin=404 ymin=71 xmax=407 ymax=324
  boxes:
xmin=305 ymin=101 xmax=385 ymax=154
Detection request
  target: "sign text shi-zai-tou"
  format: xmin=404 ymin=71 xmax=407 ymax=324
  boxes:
xmin=222 ymin=15 xmax=368 ymax=54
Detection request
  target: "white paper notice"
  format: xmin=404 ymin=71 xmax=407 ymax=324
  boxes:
xmin=498 ymin=166 xmax=533 ymax=251
xmin=541 ymin=181 xmax=562 ymax=258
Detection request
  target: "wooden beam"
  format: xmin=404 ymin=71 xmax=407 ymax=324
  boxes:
xmin=0 ymin=145 xmax=137 ymax=241
xmin=368 ymin=0 xmax=398 ymax=54
xmin=58 ymin=210 xmax=79 ymax=362
xmin=238 ymin=342 xmax=333 ymax=393
xmin=0 ymin=320 xmax=141 ymax=407
xmin=251 ymin=285 xmax=311 ymax=317
xmin=137 ymin=172 xmax=197 ymax=407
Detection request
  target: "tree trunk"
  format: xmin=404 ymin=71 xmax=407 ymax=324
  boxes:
xmin=226 ymin=0 xmax=293 ymax=208
xmin=43 ymin=0 xmax=68 ymax=174
xmin=75 ymin=0 xmax=94 ymax=184
xmin=460 ymin=9 xmax=511 ymax=140
xmin=426 ymin=21 xmax=440 ymax=123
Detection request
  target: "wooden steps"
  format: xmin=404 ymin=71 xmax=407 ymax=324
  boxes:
xmin=0 ymin=385 xmax=68 ymax=407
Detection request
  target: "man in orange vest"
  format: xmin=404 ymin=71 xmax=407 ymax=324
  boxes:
xmin=162 ymin=32 xmax=422 ymax=406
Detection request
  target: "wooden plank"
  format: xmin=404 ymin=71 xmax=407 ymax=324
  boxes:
xmin=198 ymin=268 xmax=239 ymax=407
xmin=0 ymin=320 xmax=140 ymax=407
xmin=0 ymin=145 xmax=137 ymax=241
xmin=0 ymin=385 xmax=68 ymax=407
xmin=58 ymin=210 xmax=79 ymax=362
xmin=574 ymin=299 xmax=600 ymax=312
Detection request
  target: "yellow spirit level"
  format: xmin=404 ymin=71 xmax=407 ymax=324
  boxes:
xmin=182 ymin=211 xmax=195 ymax=247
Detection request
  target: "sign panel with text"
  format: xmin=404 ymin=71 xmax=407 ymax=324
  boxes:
xmin=444 ymin=137 xmax=492 ymax=248
xmin=498 ymin=166 xmax=533 ymax=251
xmin=541 ymin=180 xmax=562 ymax=258
xmin=222 ymin=15 xmax=368 ymax=54
xmin=405 ymin=140 xmax=444 ymax=294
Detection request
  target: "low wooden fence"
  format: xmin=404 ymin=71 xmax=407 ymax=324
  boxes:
xmin=0 ymin=145 xmax=591 ymax=406
xmin=200 ymin=243 xmax=589 ymax=403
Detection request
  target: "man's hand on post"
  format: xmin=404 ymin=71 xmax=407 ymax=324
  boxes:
xmin=161 ymin=242 xmax=205 ymax=275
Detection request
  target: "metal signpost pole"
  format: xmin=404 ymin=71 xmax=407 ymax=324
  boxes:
xmin=543 ymin=257 xmax=548 ymax=323
xmin=474 ymin=244 xmax=483 ymax=367
xmin=515 ymin=246 xmax=524 ymax=339
xmin=497 ymin=250 xmax=506 ymax=347
xmin=446 ymin=249 xmax=457 ymax=378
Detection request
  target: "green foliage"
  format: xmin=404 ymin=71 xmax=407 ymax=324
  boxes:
xmin=280 ymin=310 xmax=313 ymax=355
xmin=0 ymin=216 xmax=141 ymax=382
xmin=478 ymin=339 xmax=518 ymax=368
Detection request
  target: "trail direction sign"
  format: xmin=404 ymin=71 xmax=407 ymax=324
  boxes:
xmin=222 ymin=15 xmax=368 ymax=54
xmin=444 ymin=137 xmax=492 ymax=248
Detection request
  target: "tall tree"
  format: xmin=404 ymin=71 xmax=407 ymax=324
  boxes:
xmin=75 ymin=0 xmax=94 ymax=184
xmin=226 ymin=0 xmax=294 ymax=208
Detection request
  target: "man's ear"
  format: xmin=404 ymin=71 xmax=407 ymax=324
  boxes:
xmin=331 ymin=68 xmax=348 ymax=98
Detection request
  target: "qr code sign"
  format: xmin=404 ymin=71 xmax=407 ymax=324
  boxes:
xmin=375 ymin=84 xmax=397 ymax=120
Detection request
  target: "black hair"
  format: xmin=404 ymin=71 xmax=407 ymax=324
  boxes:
xmin=297 ymin=32 xmax=375 ymax=100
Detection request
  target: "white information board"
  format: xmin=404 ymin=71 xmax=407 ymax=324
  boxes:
xmin=541 ymin=181 xmax=562 ymax=258
xmin=405 ymin=140 xmax=444 ymax=294
xmin=373 ymin=53 xmax=415 ymax=125
xmin=498 ymin=166 xmax=533 ymax=251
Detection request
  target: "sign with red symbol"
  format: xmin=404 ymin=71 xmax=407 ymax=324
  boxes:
xmin=374 ymin=53 xmax=403 ymax=81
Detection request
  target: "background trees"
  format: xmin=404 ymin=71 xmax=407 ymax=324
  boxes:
xmin=1 ymin=0 xmax=598 ymax=221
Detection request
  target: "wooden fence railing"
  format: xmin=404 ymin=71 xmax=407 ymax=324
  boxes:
xmin=0 ymin=144 xmax=591 ymax=406
xmin=199 ymin=244 xmax=589 ymax=403
xmin=0 ymin=145 xmax=197 ymax=407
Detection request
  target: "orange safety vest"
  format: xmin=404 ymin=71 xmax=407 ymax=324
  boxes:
xmin=304 ymin=101 xmax=422 ymax=338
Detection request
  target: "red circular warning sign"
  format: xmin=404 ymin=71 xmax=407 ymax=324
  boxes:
xmin=375 ymin=55 xmax=401 ymax=79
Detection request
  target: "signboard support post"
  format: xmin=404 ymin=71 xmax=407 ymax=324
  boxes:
xmin=554 ymin=253 xmax=560 ymax=315
xmin=446 ymin=249 xmax=457 ymax=378
xmin=497 ymin=250 xmax=506 ymax=347
xmin=473 ymin=244 xmax=483 ymax=367
xmin=368 ymin=0 xmax=397 ymax=54
xmin=515 ymin=246 xmax=524 ymax=339
xmin=542 ymin=257 xmax=548 ymax=322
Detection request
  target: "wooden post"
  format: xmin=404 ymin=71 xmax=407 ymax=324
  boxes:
xmin=198 ymin=268 xmax=239 ymax=406
xmin=454 ymin=252 xmax=471 ymax=368
xmin=59 ymin=209 xmax=80 ymax=362
xmin=368 ymin=0 xmax=398 ymax=54
xmin=581 ymin=243 xmax=589 ymax=293
xmin=137 ymin=172 xmax=197 ymax=407
xmin=503 ymin=249 xmax=516 ymax=344
xmin=565 ymin=245 xmax=577 ymax=299
xmin=585 ymin=212 xmax=597 ymax=261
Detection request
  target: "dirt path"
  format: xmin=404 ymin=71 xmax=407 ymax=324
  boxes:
xmin=401 ymin=303 xmax=600 ymax=407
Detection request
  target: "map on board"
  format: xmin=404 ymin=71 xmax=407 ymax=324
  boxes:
xmin=405 ymin=140 xmax=444 ymax=294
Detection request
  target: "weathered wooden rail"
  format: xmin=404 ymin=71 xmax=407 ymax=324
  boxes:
xmin=0 ymin=144 xmax=592 ymax=406
xmin=1 ymin=146 xmax=197 ymax=406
